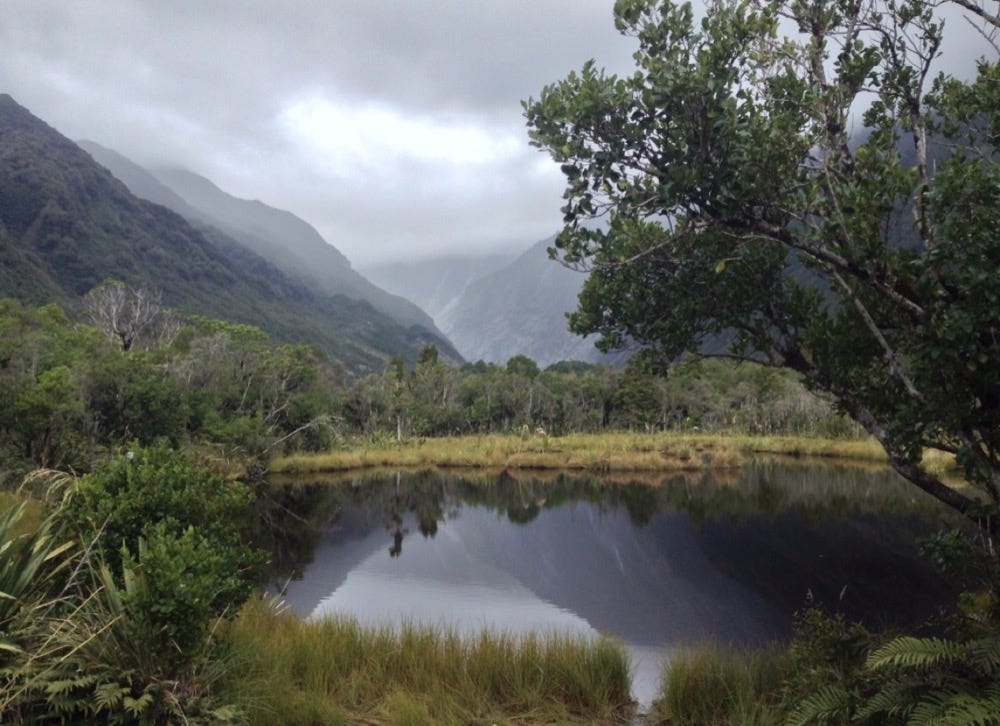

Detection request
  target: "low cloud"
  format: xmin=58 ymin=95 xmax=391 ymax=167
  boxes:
xmin=0 ymin=1 xmax=992 ymax=265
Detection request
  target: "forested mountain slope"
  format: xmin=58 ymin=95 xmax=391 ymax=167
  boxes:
xmin=0 ymin=94 xmax=453 ymax=372
xmin=78 ymin=140 xmax=445 ymax=336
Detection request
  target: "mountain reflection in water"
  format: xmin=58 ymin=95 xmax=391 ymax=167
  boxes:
xmin=269 ymin=463 xmax=961 ymax=707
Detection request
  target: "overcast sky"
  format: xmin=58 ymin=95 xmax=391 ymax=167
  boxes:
xmin=0 ymin=2 xmax=992 ymax=267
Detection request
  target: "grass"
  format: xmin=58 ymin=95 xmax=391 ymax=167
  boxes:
xmin=224 ymin=596 xmax=635 ymax=725
xmin=649 ymin=643 xmax=792 ymax=725
xmin=270 ymin=432 xmax=901 ymax=475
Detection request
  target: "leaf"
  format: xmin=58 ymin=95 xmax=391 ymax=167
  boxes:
xmin=867 ymin=636 xmax=964 ymax=671
xmin=787 ymin=683 xmax=853 ymax=725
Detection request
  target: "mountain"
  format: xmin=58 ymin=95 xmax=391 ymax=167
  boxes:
xmin=369 ymin=239 xmax=621 ymax=367
xmin=443 ymin=239 xmax=622 ymax=366
xmin=363 ymin=252 xmax=517 ymax=322
xmin=76 ymin=141 xmax=445 ymax=335
xmin=0 ymin=94 xmax=455 ymax=372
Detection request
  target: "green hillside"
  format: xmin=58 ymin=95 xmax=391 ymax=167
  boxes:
xmin=0 ymin=94 xmax=451 ymax=373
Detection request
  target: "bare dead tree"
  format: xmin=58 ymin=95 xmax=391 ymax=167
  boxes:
xmin=83 ymin=280 xmax=173 ymax=352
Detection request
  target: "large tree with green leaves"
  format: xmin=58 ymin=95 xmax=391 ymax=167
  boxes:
xmin=525 ymin=0 xmax=999 ymax=538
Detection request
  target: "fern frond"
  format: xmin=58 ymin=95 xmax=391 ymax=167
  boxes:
xmin=856 ymin=680 xmax=921 ymax=720
xmin=867 ymin=636 xmax=965 ymax=671
xmin=934 ymin=690 xmax=1000 ymax=726
xmin=909 ymin=687 xmax=965 ymax=725
xmin=787 ymin=683 xmax=853 ymax=726
xmin=123 ymin=690 xmax=154 ymax=716
xmin=43 ymin=676 xmax=95 ymax=695
xmin=93 ymin=681 xmax=126 ymax=710
xmin=964 ymin=636 xmax=1000 ymax=676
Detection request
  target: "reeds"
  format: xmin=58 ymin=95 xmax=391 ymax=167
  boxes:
xmin=650 ymin=643 xmax=791 ymax=725
xmin=271 ymin=432 xmax=767 ymax=474
xmin=224 ymin=596 xmax=634 ymax=724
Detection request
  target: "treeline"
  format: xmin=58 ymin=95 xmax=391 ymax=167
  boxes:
xmin=0 ymin=291 xmax=339 ymax=472
xmin=355 ymin=346 xmax=859 ymax=441
xmin=0 ymin=291 xmax=858 ymax=472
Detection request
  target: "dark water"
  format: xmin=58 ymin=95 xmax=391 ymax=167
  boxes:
xmin=261 ymin=462 xmax=963 ymax=706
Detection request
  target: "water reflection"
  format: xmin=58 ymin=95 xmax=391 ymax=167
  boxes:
xmin=266 ymin=462 xmax=963 ymax=707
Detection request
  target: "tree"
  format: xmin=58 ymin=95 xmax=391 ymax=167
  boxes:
xmin=83 ymin=279 xmax=177 ymax=352
xmin=525 ymin=1 xmax=999 ymax=542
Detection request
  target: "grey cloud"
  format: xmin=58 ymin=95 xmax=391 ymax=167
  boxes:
xmin=0 ymin=1 xmax=993 ymax=267
xmin=0 ymin=0 xmax=636 ymax=265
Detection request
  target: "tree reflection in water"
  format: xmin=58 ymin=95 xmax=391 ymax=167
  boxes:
xmin=266 ymin=462 xmax=967 ymax=627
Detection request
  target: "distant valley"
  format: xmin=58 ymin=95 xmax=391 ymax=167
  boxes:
xmin=364 ymin=241 xmax=622 ymax=368
xmin=0 ymin=93 xmax=618 ymax=374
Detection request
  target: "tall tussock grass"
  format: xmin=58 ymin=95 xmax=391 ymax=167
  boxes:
xmin=269 ymin=431 xmax=907 ymax=478
xmin=650 ymin=643 xmax=790 ymax=725
xmin=271 ymin=432 xmax=760 ymax=474
xmin=225 ymin=596 xmax=634 ymax=724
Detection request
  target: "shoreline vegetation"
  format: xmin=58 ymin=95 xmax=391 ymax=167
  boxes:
xmin=269 ymin=431 xmax=958 ymax=479
xmin=3 ymin=437 xmax=970 ymax=724
xmin=226 ymin=597 xmax=634 ymax=725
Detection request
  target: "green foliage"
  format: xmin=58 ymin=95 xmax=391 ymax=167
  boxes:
xmin=1 ymin=450 xmax=258 ymax=722
xmin=776 ymin=606 xmax=1000 ymax=725
xmin=652 ymin=607 xmax=1000 ymax=725
xmin=0 ymin=293 xmax=343 ymax=471
xmin=120 ymin=523 xmax=249 ymax=664
xmin=524 ymin=0 xmax=1000 ymax=534
xmin=346 ymin=351 xmax=851 ymax=440
xmin=781 ymin=607 xmax=874 ymax=724
xmin=58 ymin=446 xmax=261 ymax=598
xmin=858 ymin=633 xmax=1000 ymax=725
xmin=47 ymin=560 xmax=244 ymax=725
xmin=0 ymin=290 xmax=859 ymax=469
xmin=0 ymin=503 xmax=73 ymax=668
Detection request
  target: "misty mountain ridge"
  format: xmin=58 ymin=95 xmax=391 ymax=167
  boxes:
xmin=77 ymin=140 xmax=446 ymax=337
xmin=368 ymin=240 xmax=625 ymax=368
xmin=362 ymin=252 xmax=519 ymax=322
xmin=0 ymin=93 xmax=455 ymax=371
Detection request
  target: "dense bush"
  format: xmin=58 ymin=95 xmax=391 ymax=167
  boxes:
xmin=0 ymin=294 xmax=861 ymax=473
xmin=58 ymin=446 xmax=261 ymax=607
xmin=0 ymin=448 xmax=261 ymax=722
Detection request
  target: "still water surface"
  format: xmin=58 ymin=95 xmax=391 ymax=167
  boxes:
xmin=270 ymin=462 xmax=959 ymax=706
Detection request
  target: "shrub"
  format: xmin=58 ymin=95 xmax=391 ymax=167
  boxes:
xmin=53 ymin=446 xmax=262 ymax=676
xmin=9 ymin=448 xmax=263 ymax=721
xmin=58 ymin=445 xmax=261 ymax=585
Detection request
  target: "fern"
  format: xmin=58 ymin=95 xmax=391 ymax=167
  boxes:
xmin=936 ymin=691 xmax=1000 ymax=726
xmin=909 ymin=689 xmax=1000 ymax=726
xmin=855 ymin=681 xmax=921 ymax=721
xmin=965 ymin=637 xmax=1000 ymax=674
xmin=866 ymin=636 xmax=965 ymax=671
xmin=861 ymin=632 xmax=1000 ymax=726
xmin=93 ymin=680 xmax=127 ymax=710
xmin=123 ymin=690 xmax=155 ymax=717
xmin=44 ymin=676 xmax=96 ymax=695
xmin=787 ymin=683 xmax=853 ymax=726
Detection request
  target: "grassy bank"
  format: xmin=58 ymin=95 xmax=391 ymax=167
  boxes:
xmin=650 ymin=644 xmax=790 ymax=725
xmin=269 ymin=432 xmax=895 ymax=475
xmin=224 ymin=597 xmax=634 ymax=725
